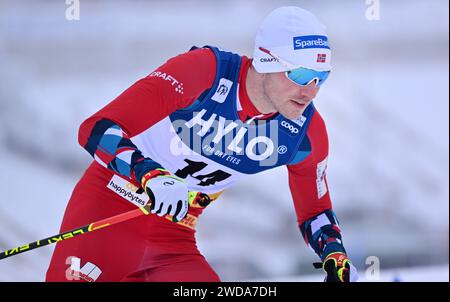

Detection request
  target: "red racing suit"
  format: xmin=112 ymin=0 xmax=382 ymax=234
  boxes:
xmin=46 ymin=47 xmax=345 ymax=282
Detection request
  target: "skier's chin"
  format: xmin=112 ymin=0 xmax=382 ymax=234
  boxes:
xmin=281 ymin=108 xmax=303 ymax=120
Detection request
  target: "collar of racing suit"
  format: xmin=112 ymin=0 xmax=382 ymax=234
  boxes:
xmin=238 ymin=57 xmax=278 ymax=122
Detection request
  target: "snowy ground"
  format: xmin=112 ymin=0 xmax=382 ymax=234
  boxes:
xmin=0 ymin=146 xmax=78 ymax=281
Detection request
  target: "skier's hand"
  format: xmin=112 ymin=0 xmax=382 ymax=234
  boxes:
xmin=141 ymin=168 xmax=189 ymax=222
xmin=314 ymin=252 xmax=359 ymax=282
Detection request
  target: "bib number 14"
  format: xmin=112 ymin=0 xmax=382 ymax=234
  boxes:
xmin=175 ymin=159 xmax=231 ymax=187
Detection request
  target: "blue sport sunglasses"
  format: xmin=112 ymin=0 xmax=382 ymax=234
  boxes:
xmin=286 ymin=67 xmax=330 ymax=87
xmin=258 ymin=47 xmax=331 ymax=87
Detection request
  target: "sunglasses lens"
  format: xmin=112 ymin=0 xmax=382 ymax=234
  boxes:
xmin=287 ymin=68 xmax=330 ymax=86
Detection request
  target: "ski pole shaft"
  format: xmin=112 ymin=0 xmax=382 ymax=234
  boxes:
xmin=0 ymin=191 xmax=214 ymax=260
xmin=0 ymin=204 xmax=152 ymax=260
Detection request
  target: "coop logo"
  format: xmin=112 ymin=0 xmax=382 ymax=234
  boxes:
xmin=148 ymin=71 xmax=184 ymax=94
xmin=281 ymin=120 xmax=299 ymax=135
xmin=293 ymin=35 xmax=330 ymax=50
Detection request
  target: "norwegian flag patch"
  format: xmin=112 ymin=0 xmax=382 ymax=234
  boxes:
xmin=317 ymin=54 xmax=327 ymax=63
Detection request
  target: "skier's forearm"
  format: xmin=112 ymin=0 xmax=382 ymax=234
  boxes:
xmin=299 ymin=209 xmax=347 ymax=261
xmin=79 ymin=118 xmax=163 ymax=184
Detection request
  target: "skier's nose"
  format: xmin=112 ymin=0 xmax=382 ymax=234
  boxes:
xmin=298 ymin=81 xmax=320 ymax=101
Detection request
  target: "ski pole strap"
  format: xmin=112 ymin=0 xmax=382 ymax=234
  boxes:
xmin=171 ymin=191 xmax=221 ymax=230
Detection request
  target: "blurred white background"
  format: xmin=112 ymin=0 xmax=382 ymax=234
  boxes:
xmin=0 ymin=0 xmax=448 ymax=281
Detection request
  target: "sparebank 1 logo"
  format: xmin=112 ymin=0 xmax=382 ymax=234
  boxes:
xmin=293 ymin=35 xmax=330 ymax=50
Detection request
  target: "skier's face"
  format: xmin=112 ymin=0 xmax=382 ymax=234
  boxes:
xmin=263 ymin=72 xmax=320 ymax=119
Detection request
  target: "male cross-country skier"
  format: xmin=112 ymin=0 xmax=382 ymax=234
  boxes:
xmin=46 ymin=6 xmax=358 ymax=282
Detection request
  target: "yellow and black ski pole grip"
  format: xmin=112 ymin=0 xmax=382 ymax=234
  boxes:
xmin=0 ymin=191 xmax=210 ymax=260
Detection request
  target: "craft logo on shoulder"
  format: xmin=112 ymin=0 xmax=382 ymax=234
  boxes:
xmin=107 ymin=175 xmax=149 ymax=207
xmin=148 ymin=71 xmax=184 ymax=94
xmin=293 ymin=35 xmax=330 ymax=50
xmin=211 ymin=78 xmax=233 ymax=103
